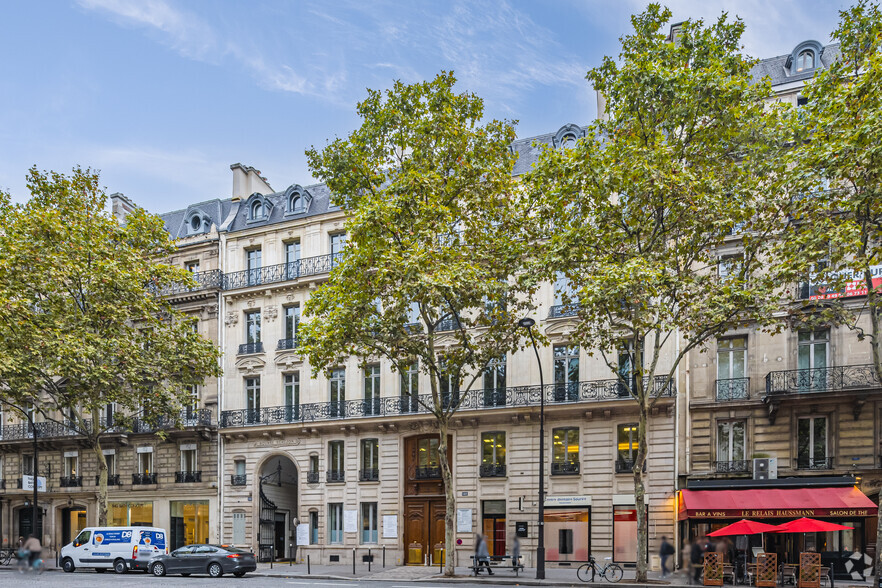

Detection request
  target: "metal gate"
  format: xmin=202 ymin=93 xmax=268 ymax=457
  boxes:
xmin=258 ymin=462 xmax=282 ymax=562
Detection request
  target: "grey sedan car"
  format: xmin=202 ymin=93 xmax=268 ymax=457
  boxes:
xmin=148 ymin=544 xmax=257 ymax=578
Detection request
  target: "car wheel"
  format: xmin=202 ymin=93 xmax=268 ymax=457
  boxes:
xmin=151 ymin=562 xmax=166 ymax=577
xmin=234 ymin=571 xmax=246 ymax=577
xmin=208 ymin=562 xmax=223 ymax=578
xmin=113 ymin=558 xmax=127 ymax=574
xmin=62 ymin=558 xmax=76 ymax=573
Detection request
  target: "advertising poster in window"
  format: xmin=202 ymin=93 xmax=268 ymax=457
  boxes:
xmin=807 ymin=265 xmax=882 ymax=300
xmin=382 ymin=515 xmax=397 ymax=539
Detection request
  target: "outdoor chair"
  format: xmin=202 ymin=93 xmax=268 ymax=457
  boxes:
xmin=780 ymin=564 xmax=796 ymax=585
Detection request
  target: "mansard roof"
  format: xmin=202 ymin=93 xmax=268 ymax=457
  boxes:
xmin=750 ymin=41 xmax=841 ymax=87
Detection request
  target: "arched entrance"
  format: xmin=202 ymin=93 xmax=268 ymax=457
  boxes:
xmin=60 ymin=504 xmax=88 ymax=547
xmin=258 ymin=455 xmax=298 ymax=562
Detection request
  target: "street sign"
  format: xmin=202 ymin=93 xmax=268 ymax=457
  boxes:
xmin=21 ymin=475 xmax=46 ymax=492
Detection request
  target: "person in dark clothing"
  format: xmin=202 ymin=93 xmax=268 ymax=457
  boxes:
xmin=691 ymin=537 xmax=705 ymax=584
xmin=659 ymin=536 xmax=675 ymax=577
xmin=474 ymin=534 xmax=493 ymax=575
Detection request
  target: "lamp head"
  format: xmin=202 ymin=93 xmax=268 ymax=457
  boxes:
xmin=518 ymin=317 xmax=536 ymax=329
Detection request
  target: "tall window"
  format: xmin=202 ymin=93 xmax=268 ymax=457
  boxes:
xmin=184 ymin=386 xmax=199 ymax=423
xmin=797 ymin=416 xmax=828 ymax=469
xmin=64 ymin=454 xmax=78 ymax=477
xmin=310 ymin=511 xmax=319 ymax=545
xmin=480 ymin=432 xmax=506 ymax=477
xmin=361 ymin=502 xmax=378 ymax=544
xmin=616 ymin=424 xmax=639 ymax=472
xmin=717 ymin=337 xmax=747 ymax=400
xmin=328 ymin=440 xmax=345 ymax=480
xmin=180 ymin=447 xmax=197 ymax=473
xmin=104 ymin=402 xmax=116 ymax=428
xmin=400 ymin=362 xmax=419 ymax=413
xmin=416 ymin=437 xmax=440 ymax=478
xmin=290 ymin=194 xmax=304 ymax=213
xmin=329 ymin=368 xmax=346 ymax=418
xmin=246 ymin=249 xmax=262 ymax=285
xmin=244 ymin=310 xmax=261 ymax=351
xmin=330 ymin=233 xmax=347 ymax=266
xmin=284 ymin=373 xmax=300 ymax=421
xmin=617 ymin=342 xmax=642 ymax=397
xmin=22 ymin=454 xmax=34 ymax=476
xmin=363 ymin=365 xmax=381 ymax=415
xmin=138 ymin=451 xmax=153 ymax=474
xmin=405 ymin=301 xmax=420 ymax=326
xmin=553 ymin=272 xmax=575 ymax=307
xmin=361 ymin=439 xmax=379 ymax=480
xmin=717 ymin=254 xmax=743 ymax=283
xmin=483 ymin=355 xmax=506 ymax=407
xmin=251 ymin=200 xmax=264 ymax=219
xmin=285 ymin=240 xmax=301 ymax=279
xmin=245 ymin=377 xmax=260 ymax=423
xmin=283 ymin=305 xmax=299 ymax=345
xmin=553 ymin=345 xmax=579 ymax=401
xmin=185 ymin=260 xmax=200 ymax=273
xmin=104 ymin=452 xmax=116 ymax=477
xmin=439 ymin=360 xmax=459 ymax=409
xmin=328 ymin=503 xmax=343 ymax=544
xmin=796 ymin=49 xmax=815 ymax=72
xmin=717 ymin=420 xmax=746 ymax=465
xmin=798 ymin=330 xmax=829 ymax=391
xmin=552 ymin=427 xmax=579 ymax=474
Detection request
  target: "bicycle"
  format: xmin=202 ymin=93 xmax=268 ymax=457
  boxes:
xmin=15 ymin=551 xmax=46 ymax=575
xmin=577 ymin=556 xmax=624 ymax=583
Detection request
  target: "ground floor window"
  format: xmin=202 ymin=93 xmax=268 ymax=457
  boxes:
xmin=329 ymin=503 xmax=343 ymax=544
xmin=544 ymin=509 xmax=590 ymax=562
xmin=170 ymin=500 xmax=210 ymax=549
xmin=310 ymin=511 xmax=319 ymax=545
xmin=613 ymin=506 xmax=638 ymax=563
xmin=361 ymin=502 xmax=378 ymax=544
xmin=110 ymin=501 xmax=153 ymax=526
xmin=482 ymin=500 xmax=506 ymax=557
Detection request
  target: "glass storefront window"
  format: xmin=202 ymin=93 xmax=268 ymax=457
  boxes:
xmin=613 ymin=506 xmax=638 ymax=563
xmin=110 ymin=502 xmax=153 ymax=526
xmin=544 ymin=510 xmax=590 ymax=562
xmin=170 ymin=500 xmax=210 ymax=549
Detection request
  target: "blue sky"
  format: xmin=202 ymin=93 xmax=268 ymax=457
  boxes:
xmin=0 ymin=0 xmax=849 ymax=214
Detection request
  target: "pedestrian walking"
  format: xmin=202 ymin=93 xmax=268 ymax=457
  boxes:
xmin=659 ymin=536 xmax=675 ymax=577
xmin=691 ymin=537 xmax=705 ymax=584
xmin=511 ymin=536 xmax=521 ymax=571
xmin=474 ymin=534 xmax=493 ymax=575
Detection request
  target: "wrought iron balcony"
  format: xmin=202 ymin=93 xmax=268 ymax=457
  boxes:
xmin=60 ymin=475 xmax=82 ymax=488
xmin=766 ymin=365 xmax=881 ymax=396
xmin=231 ymin=474 xmax=247 ymax=486
xmin=548 ymin=303 xmax=581 ymax=319
xmin=219 ymin=376 xmax=676 ymax=428
xmin=415 ymin=466 xmax=442 ymax=479
xmin=716 ymin=378 xmax=750 ymax=401
xmin=326 ymin=470 xmax=345 ymax=483
xmin=479 ymin=463 xmax=507 ymax=478
xmin=223 ymin=255 xmax=334 ymax=290
xmin=551 ymin=461 xmax=580 ymax=475
xmin=238 ymin=342 xmax=264 ymax=355
xmin=158 ymin=270 xmax=223 ymax=296
xmin=306 ymin=471 xmax=320 ymax=483
xmin=96 ymin=474 xmax=121 ymax=486
xmin=175 ymin=471 xmax=202 ymax=483
xmin=796 ymin=456 xmax=834 ymax=470
xmin=715 ymin=460 xmax=751 ymax=474
xmin=358 ymin=468 xmax=379 ymax=482
xmin=132 ymin=473 xmax=157 ymax=485
xmin=277 ymin=338 xmax=298 ymax=350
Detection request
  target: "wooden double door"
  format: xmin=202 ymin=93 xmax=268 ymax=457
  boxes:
xmin=404 ymin=498 xmax=446 ymax=565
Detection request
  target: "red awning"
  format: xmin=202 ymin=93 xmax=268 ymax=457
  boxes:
xmin=679 ymin=486 xmax=877 ymax=520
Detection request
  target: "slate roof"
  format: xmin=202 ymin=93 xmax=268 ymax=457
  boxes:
xmin=750 ymin=42 xmax=841 ymax=87
xmin=158 ymin=124 xmax=586 ymax=235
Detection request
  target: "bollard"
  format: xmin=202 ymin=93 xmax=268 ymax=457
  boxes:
xmin=353 ymin=548 xmax=356 ymax=575
xmin=383 ymin=546 xmax=386 ymax=568
xmin=307 ymin=554 xmax=311 ymax=574
xmin=439 ymin=549 xmax=443 ymax=574
xmin=368 ymin=548 xmax=372 ymax=573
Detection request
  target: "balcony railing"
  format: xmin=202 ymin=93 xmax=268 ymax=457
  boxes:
xmin=0 ymin=409 xmax=212 ymax=441
xmin=796 ymin=456 xmax=834 ymax=470
xmin=551 ymin=461 xmax=580 ymax=475
xmin=158 ymin=270 xmax=223 ymax=296
xmin=306 ymin=471 xmax=320 ymax=483
xmin=175 ymin=471 xmax=202 ymax=483
xmin=223 ymin=255 xmax=335 ymax=290
xmin=548 ymin=303 xmax=581 ymax=319
xmin=277 ymin=338 xmax=298 ymax=350
xmin=415 ymin=466 xmax=442 ymax=479
xmin=231 ymin=474 xmax=247 ymax=486
xmin=479 ymin=463 xmax=507 ymax=478
xmin=238 ymin=342 xmax=264 ymax=355
xmin=326 ymin=470 xmax=345 ymax=483
xmin=132 ymin=473 xmax=157 ymax=485
xmin=60 ymin=475 xmax=83 ymax=488
xmin=220 ymin=376 xmax=675 ymax=428
xmin=716 ymin=378 xmax=750 ymax=401
xmin=766 ymin=365 xmax=881 ymax=396
xmin=715 ymin=460 xmax=751 ymax=474
xmin=96 ymin=474 xmax=121 ymax=486
xmin=358 ymin=468 xmax=379 ymax=482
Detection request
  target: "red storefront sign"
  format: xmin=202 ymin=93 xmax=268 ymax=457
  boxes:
xmin=678 ymin=487 xmax=877 ymax=520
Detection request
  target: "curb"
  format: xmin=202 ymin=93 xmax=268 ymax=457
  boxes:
xmin=248 ymin=571 xmax=693 ymax=587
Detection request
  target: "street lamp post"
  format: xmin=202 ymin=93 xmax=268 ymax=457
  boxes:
xmin=518 ymin=317 xmax=545 ymax=580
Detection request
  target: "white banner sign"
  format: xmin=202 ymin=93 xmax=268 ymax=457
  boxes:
xmin=545 ymin=495 xmax=592 ymax=507
xmin=22 ymin=475 xmax=46 ymax=492
xmin=382 ymin=515 xmax=397 ymax=539
xmin=456 ymin=508 xmax=473 ymax=533
xmin=296 ymin=523 xmax=310 ymax=546
xmin=343 ymin=509 xmax=358 ymax=533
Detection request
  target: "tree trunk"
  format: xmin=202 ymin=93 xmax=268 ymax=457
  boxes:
xmin=438 ymin=416 xmax=457 ymax=576
xmin=863 ymin=264 xmax=882 ymax=588
xmin=92 ymin=409 xmax=109 ymax=526
xmin=634 ymin=394 xmax=649 ymax=582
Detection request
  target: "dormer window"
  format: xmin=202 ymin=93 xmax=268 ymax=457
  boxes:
xmin=560 ymin=134 xmax=576 ymax=149
xmin=284 ymin=185 xmax=311 ymax=216
xmin=190 ymin=216 xmax=202 ymax=232
xmin=290 ymin=194 xmax=303 ymax=213
xmin=186 ymin=212 xmax=208 ymax=235
xmin=252 ymin=201 xmax=264 ymax=219
xmin=796 ymin=50 xmax=815 ymax=72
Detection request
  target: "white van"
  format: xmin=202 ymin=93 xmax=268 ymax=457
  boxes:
xmin=61 ymin=526 xmax=168 ymax=573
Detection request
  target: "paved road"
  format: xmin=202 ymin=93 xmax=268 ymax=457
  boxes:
xmin=0 ymin=570 xmax=548 ymax=588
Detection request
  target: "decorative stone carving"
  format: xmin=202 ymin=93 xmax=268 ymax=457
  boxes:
xmin=246 ymin=299 xmax=257 ymax=308
xmin=205 ymin=304 xmax=219 ymax=317
xmin=265 ymin=306 xmax=278 ymax=322
xmin=225 ymin=311 xmax=239 ymax=326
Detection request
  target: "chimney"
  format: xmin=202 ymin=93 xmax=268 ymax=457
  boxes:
xmin=230 ymin=163 xmax=273 ymax=201
xmin=110 ymin=192 xmax=137 ymax=222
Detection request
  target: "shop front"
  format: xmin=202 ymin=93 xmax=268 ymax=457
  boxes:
xmin=544 ymin=496 xmax=591 ymax=564
xmin=678 ymin=477 xmax=877 ymax=580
